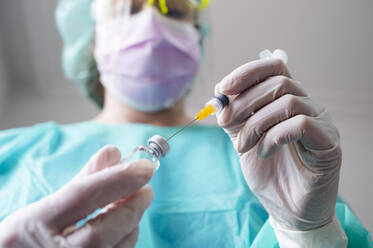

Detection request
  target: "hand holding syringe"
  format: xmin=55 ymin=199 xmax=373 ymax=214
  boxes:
xmin=166 ymin=49 xmax=288 ymax=142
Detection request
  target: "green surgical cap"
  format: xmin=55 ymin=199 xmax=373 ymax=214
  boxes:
xmin=55 ymin=0 xmax=103 ymax=107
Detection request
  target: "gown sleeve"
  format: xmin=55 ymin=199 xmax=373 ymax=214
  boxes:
xmin=250 ymin=197 xmax=372 ymax=247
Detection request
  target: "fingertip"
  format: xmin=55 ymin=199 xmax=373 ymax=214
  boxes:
xmin=128 ymin=185 xmax=154 ymax=212
xmin=104 ymin=145 xmax=122 ymax=160
xmin=127 ymin=159 xmax=155 ymax=184
xmin=216 ymin=106 xmax=233 ymax=129
xmin=97 ymin=145 xmax=122 ymax=168
xmin=136 ymin=159 xmax=156 ymax=174
xmin=257 ymin=143 xmax=271 ymax=159
xmin=102 ymin=145 xmax=121 ymax=158
xmin=140 ymin=185 xmax=154 ymax=205
xmin=215 ymin=77 xmax=235 ymax=96
xmin=257 ymin=137 xmax=277 ymax=159
xmin=218 ymin=85 xmax=234 ymax=96
xmin=78 ymin=145 xmax=122 ymax=177
xmin=105 ymin=145 xmax=121 ymax=155
xmin=100 ymin=144 xmax=116 ymax=152
xmin=236 ymin=131 xmax=247 ymax=154
xmin=236 ymin=129 xmax=258 ymax=154
xmin=257 ymin=149 xmax=275 ymax=160
xmin=235 ymin=140 xmax=245 ymax=154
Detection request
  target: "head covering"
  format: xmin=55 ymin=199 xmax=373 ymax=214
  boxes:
xmin=55 ymin=0 xmax=209 ymax=107
xmin=55 ymin=0 xmax=104 ymax=107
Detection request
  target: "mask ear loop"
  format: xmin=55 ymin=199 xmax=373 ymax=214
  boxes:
xmin=199 ymin=0 xmax=210 ymax=10
xmin=188 ymin=0 xmax=210 ymax=11
xmin=158 ymin=0 xmax=168 ymax=14
xmin=146 ymin=0 xmax=168 ymax=14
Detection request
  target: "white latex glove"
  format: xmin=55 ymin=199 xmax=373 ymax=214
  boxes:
xmin=215 ymin=58 xmax=342 ymax=231
xmin=0 ymin=145 xmax=155 ymax=248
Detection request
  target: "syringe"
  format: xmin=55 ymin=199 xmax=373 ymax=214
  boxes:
xmin=166 ymin=49 xmax=288 ymax=142
xmin=167 ymin=94 xmax=229 ymax=141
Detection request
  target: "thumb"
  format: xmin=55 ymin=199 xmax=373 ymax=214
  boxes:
xmin=76 ymin=145 xmax=122 ymax=179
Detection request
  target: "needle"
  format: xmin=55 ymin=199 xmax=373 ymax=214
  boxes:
xmin=166 ymin=118 xmax=197 ymax=141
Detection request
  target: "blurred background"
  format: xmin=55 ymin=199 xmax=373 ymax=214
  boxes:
xmin=0 ymin=0 xmax=372 ymax=233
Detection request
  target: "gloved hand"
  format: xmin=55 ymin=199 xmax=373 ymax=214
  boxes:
xmin=0 ymin=146 xmax=155 ymax=248
xmin=216 ymin=58 xmax=342 ymax=231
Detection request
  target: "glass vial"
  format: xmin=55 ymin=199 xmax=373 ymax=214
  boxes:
xmin=121 ymin=134 xmax=170 ymax=170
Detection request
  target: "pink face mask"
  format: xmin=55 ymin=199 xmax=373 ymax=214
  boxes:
xmin=94 ymin=7 xmax=201 ymax=112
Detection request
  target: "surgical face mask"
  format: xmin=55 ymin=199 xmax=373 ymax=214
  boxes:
xmin=94 ymin=7 xmax=201 ymax=112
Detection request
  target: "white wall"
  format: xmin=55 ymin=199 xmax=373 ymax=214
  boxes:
xmin=0 ymin=0 xmax=372 ymax=233
xmin=0 ymin=38 xmax=9 ymax=119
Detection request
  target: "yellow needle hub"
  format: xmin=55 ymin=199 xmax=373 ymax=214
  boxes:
xmin=195 ymin=104 xmax=216 ymax=121
xmin=167 ymin=94 xmax=229 ymax=141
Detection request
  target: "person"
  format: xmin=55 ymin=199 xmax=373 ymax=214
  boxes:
xmin=0 ymin=0 xmax=371 ymax=247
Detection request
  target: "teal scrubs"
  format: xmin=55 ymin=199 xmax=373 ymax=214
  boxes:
xmin=0 ymin=122 xmax=371 ymax=247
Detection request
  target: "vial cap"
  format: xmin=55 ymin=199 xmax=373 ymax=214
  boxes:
xmin=148 ymin=135 xmax=170 ymax=157
xmin=214 ymin=94 xmax=229 ymax=108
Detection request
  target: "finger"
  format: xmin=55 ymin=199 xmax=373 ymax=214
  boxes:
xmin=114 ymin=226 xmax=139 ymax=248
xmin=39 ymin=159 xmax=155 ymax=232
xmin=66 ymin=186 xmax=152 ymax=248
xmin=257 ymin=112 xmax=340 ymax=160
xmin=237 ymin=95 xmax=324 ymax=153
xmin=217 ymin=75 xmax=307 ymax=128
xmin=215 ymin=58 xmax=291 ymax=96
xmin=77 ymin=145 xmax=122 ymax=178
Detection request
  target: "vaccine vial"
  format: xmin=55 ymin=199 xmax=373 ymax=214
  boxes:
xmin=121 ymin=135 xmax=170 ymax=170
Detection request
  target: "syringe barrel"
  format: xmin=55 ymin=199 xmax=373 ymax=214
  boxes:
xmin=215 ymin=94 xmax=229 ymax=108
xmin=206 ymin=94 xmax=229 ymax=113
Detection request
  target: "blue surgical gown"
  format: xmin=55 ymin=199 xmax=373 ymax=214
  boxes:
xmin=0 ymin=122 xmax=371 ymax=247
